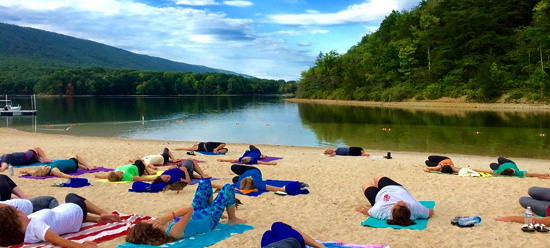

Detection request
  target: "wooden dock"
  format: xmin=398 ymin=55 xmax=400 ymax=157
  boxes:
xmin=0 ymin=110 xmax=37 ymax=116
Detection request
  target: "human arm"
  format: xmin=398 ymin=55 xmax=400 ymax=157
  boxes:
xmin=217 ymin=158 xmax=238 ymax=163
xmin=44 ymin=229 xmax=97 ymax=248
xmin=180 ymin=167 xmax=191 ymax=184
xmin=94 ymin=174 xmax=108 ymax=179
xmin=153 ymin=206 xmax=194 ymax=240
xmin=11 ymin=186 xmax=30 ymax=199
xmin=0 ymin=162 xmax=7 ymax=172
xmin=496 ymin=216 xmax=550 ymax=226
xmin=213 ymin=143 xmax=226 ymax=153
xmin=257 ymin=161 xmax=277 ymax=165
xmin=423 ymin=166 xmax=441 ymax=172
xmin=524 ymin=172 xmax=550 ymax=178
xmin=132 ymin=176 xmax=154 ymax=182
xmin=50 ymin=168 xmax=75 ymax=179
xmin=472 ymin=169 xmax=493 ymax=174
xmin=355 ymin=206 xmax=371 ymax=217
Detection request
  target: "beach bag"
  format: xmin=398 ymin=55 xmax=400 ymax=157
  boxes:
xmin=284 ymin=181 xmax=309 ymax=196
xmin=458 ymin=168 xmax=480 ymax=177
xmin=62 ymin=178 xmax=91 ymax=188
xmin=129 ymin=181 xmax=166 ymax=193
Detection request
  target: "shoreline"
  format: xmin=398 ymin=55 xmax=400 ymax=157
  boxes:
xmin=286 ymin=98 xmax=550 ymax=112
xmin=2 ymin=128 xmax=550 ymax=248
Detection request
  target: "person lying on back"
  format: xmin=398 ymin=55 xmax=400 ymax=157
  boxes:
xmin=324 ymin=147 xmax=369 ymax=157
xmin=176 ymin=142 xmax=228 ymax=154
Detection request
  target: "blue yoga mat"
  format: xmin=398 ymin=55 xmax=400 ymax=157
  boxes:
xmin=12 ymin=160 xmax=56 ymax=168
xmin=195 ymin=151 xmax=226 ymax=155
xmin=116 ymin=223 xmax=253 ymax=248
xmin=361 ymin=201 xmax=435 ymax=230
xmin=234 ymin=179 xmax=294 ymax=197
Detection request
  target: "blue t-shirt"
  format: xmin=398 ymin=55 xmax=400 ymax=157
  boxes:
xmin=162 ymin=167 xmax=187 ymax=184
xmin=334 ymin=147 xmax=349 ymax=156
xmin=167 ymin=212 xmax=214 ymax=239
xmin=238 ymin=150 xmax=261 ymax=164
xmin=236 ymin=169 xmax=266 ymax=191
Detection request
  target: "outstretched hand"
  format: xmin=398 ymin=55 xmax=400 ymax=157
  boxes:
xmin=495 ymin=216 xmax=516 ymax=222
xmin=80 ymin=241 xmax=98 ymax=248
xmin=423 ymin=167 xmax=430 ymax=172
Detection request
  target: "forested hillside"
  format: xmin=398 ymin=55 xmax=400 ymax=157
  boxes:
xmin=297 ymin=0 xmax=550 ymax=103
xmin=0 ymin=23 xmax=281 ymax=95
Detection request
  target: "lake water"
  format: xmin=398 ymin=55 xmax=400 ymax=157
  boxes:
xmin=3 ymin=95 xmax=550 ymax=159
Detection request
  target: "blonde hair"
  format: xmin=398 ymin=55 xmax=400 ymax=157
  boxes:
xmin=107 ymin=171 xmax=122 ymax=182
xmin=240 ymin=177 xmax=255 ymax=190
xmin=32 ymin=167 xmax=50 ymax=177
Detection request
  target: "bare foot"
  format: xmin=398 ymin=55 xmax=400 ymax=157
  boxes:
xmin=98 ymin=213 xmax=121 ymax=223
xmin=221 ymin=214 xmax=227 ymax=219
xmin=202 ymin=174 xmax=212 ymax=179
xmin=228 ymin=217 xmax=247 ymax=225
xmin=88 ymin=166 xmax=97 ymax=170
xmin=356 ymin=205 xmax=369 ymax=215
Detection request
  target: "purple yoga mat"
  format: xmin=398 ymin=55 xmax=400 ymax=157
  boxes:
xmin=259 ymin=156 xmax=283 ymax=162
xmin=19 ymin=166 xmax=114 ymax=179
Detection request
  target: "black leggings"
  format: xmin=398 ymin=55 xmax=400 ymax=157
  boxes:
xmin=65 ymin=193 xmax=87 ymax=222
xmin=0 ymin=175 xmax=17 ymax=201
xmin=490 ymin=157 xmax=515 ymax=170
xmin=231 ymin=164 xmax=259 ymax=183
xmin=425 ymin=155 xmax=449 ymax=167
xmin=134 ymin=160 xmax=145 ymax=176
xmin=161 ymin=148 xmax=170 ymax=164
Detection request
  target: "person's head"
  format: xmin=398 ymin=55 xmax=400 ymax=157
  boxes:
xmin=240 ymin=177 xmax=256 ymax=190
xmin=499 ymin=168 xmax=515 ymax=176
xmin=324 ymin=149 xmax=334 ymax=155
xmin=165 ymin=181 xmax=187 ymax=192
xmin=152 ymin=175 xmax=171 ymax=185
xmin=126 ymin=221 xmax=174 ymax=245
xmin=386 ymin=201 xmax=416 ymax=226
xmin=241 ymin=157 xmax=251 ymax=164
xmin=0 ymin=206 xmax=26 ymax=246
xmin=107 ymin=171 xmax=124 ymax=182
xmin=441 ymin=165 xmax=454 ymax=174
xmin=32 ymin=165 xmax=50 ymax=177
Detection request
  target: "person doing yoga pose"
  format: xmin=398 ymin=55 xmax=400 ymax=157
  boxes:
xmin=472 ymin=157 xmax=549 ymax=178
xmin=231 ymin=164 xmax=308 ymax=195
xmin=0 ymin=175 xmax=59 ymax=214
xmin=324 ymin=147 xmax=370 ymax=157
xmin=0 ymin=147 xmax=52 ymax=172
xmin=125 ymin=179 xmax=246 ymax=245
xmin=95 ymin=162 xmax=155 ymax=182
xmin=176 ymin=142 xmax=228 ymax=154
xmin=261 ymin=222 xmax=326 ymax=248
xmin=0 ymin=193 xmax=120 ymax=248
xmin=356 ymin=176 xmax=434 ymax=226
xmin=217 ymin=145 xmax=276 ymax=165
xmin=21 ymin=154 xmax=96 ymax=179
xmin=423 ymin=155 xmax=460 ymax=174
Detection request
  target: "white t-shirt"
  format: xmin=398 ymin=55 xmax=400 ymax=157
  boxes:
xmin=143 ymin=154 xmax=164 ymax=165
xmin=368 ymin=185 xmax=429 ymax=220
xmin=24 ymin=203 xmax=83 ymax=243
xmin=1 ymin=199 xmax=33 ymax=215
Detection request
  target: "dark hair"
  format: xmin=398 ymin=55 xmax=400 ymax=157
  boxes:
xmin=441 ymin=165 xmax=454 ymax=174
xmin=500 ymin=168 xmax=515 ymax=176
xmin=126 ymin=221 xmax=174 ymax=245
xmin=0 ymin=206 xmax=25 ymax=246
xmin=152 ymin=176 xmax=163 ymax=185
xmin=134 ymin=159 xmax=144 ymax=168
xmin=387 ymin=205 xmax=416 ymax=226
xmin=165 ymin=181 xmax=187 ymax=192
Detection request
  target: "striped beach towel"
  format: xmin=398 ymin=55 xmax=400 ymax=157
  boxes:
xmin=9 ymin=211 xmax=151 ymax=248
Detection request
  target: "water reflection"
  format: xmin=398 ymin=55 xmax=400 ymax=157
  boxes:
xmin=297 ymin=103 xmax=550 ymax=159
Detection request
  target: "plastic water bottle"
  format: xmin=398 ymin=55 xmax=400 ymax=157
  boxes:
xmin=525 ymin=206 xmax=533 ymax=225
xmin=8 ymin=164 xmax=14 ymax=176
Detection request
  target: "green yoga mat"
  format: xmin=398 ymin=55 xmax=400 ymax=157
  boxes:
xmin=361 ymin=201 xmax=435 ymax=230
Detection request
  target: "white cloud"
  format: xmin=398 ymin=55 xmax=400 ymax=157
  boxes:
xmin=310 ymin=29 xmax=328 ymax=34
xmin=223 ymin=1 xmax=253 ymax=7
xmin=296 ymin=41 xmax=311 ymax=47
xmin=172 ymin=0 xmax=218 ymax=6
xmin=267 ymin=0 xmax=402 ymax=25
xmin=0 ymin=0 xmax=311 ymax=80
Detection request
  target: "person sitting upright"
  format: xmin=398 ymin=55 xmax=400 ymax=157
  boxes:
xmin=217 ymin=145 xmax=276 ymax=165
xmin=423 ymin=155 xmax=460 ymax=174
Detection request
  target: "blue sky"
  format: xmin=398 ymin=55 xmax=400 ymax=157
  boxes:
xmin=0 ymin=0 xmax=421 ymax=80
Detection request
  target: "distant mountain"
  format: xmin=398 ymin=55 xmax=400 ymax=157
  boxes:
xmin=0 ymin=22 xmax=244 ymax=75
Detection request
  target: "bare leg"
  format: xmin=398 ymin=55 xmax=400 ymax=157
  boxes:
xmin=12 ymin=186 xmax=30 ymax=199
xmin=266 ymin=185 xmax=286 ymax=192
xmin=226 ymin=205 xmax=247 ymax=225
xmin=373 ymin=176 xmax=384 ymax=188
xmin=83 ymin=199 xmax=120 ymax=223
xmin=167 ymin=148 xmax=176 ymax=162
xmin=33 ymin=147 xmax=52 ymax=163
xmin=73 ymin=154 xmax=96 ymax=170
xmin=193 ymin=161 xmax=211 ymax=178
xmin=145 ymin=164 xmax=157 ymax=175
xmin=214 ymin=143 xmax=226 ymax=153
xmin=175 ymin=144 xmax=198 ymax=151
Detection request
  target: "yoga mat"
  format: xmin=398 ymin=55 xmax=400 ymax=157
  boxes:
xmin=260 ymin=156 xmax=283 ymax=162
xmin=234 ymin=179 xmax=295 ymax=197
xmin=19 ymin=167 xmax=113 ymax=179
xmin=361 ymin=201 xmax=435 ymax=230
xmin=116 ymin=223 xmax=253 ymax=248
xmin=96 ymin=170 xmax=164 ymax=183
xmin=195 ymin=151 xmax=226 ymax=155
xmin=164 ymin=159 xmax=206 ymax=166
xmin=11 ymin=160 xmax=55 ymax=168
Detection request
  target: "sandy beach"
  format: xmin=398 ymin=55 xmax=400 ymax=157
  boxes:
xmin=2 ymin=128 xmax=550 ymax=248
